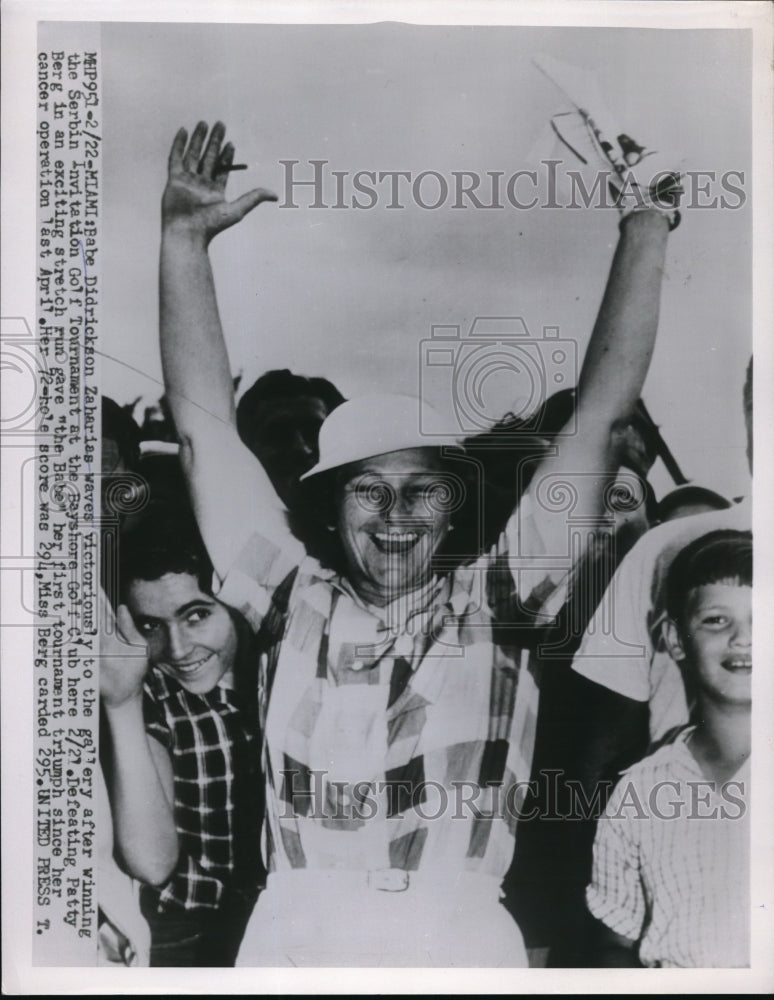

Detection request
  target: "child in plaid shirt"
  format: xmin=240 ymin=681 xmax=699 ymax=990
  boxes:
xmin=587 ymin=529 xmax=752 ymax=967
xmin=100 ymin=506 xmax=265 ymax=966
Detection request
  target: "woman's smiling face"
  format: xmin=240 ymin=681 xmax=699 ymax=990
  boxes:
xmin=335 ymin=448 xmax=453 ymax=607
xmin=127 ymin=571 xmax=238 ymax=695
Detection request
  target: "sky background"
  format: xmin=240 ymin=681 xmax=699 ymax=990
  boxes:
xmin=100 ymin=21 xmax=752 ymax=501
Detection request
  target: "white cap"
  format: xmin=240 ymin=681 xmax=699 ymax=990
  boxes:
xmin=299 ymin=393 xmax=460 ymax=480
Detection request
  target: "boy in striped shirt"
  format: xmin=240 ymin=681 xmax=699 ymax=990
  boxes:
xmin=586 ymin=529 xmax=752 ymax=967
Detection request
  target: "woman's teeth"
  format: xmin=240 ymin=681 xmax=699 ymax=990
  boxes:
xmin=372 ymin=531 xmax=421 ymax=552
xmin=722 ymin=656 xmax=752 ymax=672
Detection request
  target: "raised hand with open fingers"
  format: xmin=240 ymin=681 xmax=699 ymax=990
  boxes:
xmin=162 ymin=120 xmax=277 ymax=244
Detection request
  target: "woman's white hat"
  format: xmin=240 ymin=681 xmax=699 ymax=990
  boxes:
xmin=299 ymin=393 xmax=460 ymax=480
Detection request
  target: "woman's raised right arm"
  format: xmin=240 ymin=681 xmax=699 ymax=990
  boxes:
xmin=159 ymin=122 xmax=299 ymax=580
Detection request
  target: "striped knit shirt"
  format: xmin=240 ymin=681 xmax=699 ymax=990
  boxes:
xmin=587 ymin=726 xmax=750 ymax=967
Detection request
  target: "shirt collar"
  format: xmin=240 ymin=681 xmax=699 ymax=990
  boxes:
xmin=679 ymin=725 xmax=751 ymax=784
xmin=329 ymin=574 xmax=444 ymax=632
xmin=323 ymin=575 xmax=454 ymax=673
xmin=365 ymin=576 xmax=444 ymax=634
xmin=147 ymin=664 xmax=235 ymax=702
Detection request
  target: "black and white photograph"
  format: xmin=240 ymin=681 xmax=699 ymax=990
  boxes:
xmin=2 ymin=1 xmax=773 ymax=993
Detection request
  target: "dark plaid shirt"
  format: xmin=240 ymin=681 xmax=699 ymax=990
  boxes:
xmin=141 ymin=667 xmax=263 ymax=915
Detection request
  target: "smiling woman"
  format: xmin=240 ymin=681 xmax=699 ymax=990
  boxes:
xmin=293 ymin=392 xmax=470 ymax=595
xmin=334 ymin=447 xmax=452 ymax=606
xmin=157 ymin=120 xmax=678 ymax=966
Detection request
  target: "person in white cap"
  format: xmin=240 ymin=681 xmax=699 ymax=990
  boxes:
xmin=154 ymin=120 xmax=679 ymax=966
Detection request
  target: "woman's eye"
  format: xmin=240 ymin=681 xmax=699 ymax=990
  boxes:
xmin=702 ymin=615 xmax=728 ymax=627
xmin=186 ymin=608 xmax=211 ymax=625
xmin=349 ymin=480 xmax=395 ymax=512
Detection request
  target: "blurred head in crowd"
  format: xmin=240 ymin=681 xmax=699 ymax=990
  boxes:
xmin=137 ymin=451 xmax=189 ymax=511
xmin=605 ymin=465 xmax=658 ymax=551
xmin=656 ymin=485 xmax=732 ymax=524
xmin=610 ymin=409 xmax=660 ymax=481
xmin=102 ymin=396 xmax=141 ymax=475
xmin=236 ymin=369 xmax=346 ymax=509
xmin=137 ymin=394 xmax=178 ymax=444
xmin=101 ymin=397 xmax=147 ymax=544
xmin=462 ymin=388 xmax=659 ymax=551
xmin=536 ymin=389 xmax=659 ymax=480
xmin=119 ymin=506 xmax=241 ymax=696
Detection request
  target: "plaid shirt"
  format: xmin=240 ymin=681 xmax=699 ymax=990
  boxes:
xmin=142 ymin=666 xmax=263 ymax=914
xmin=218 ymin=492 xmax=567 ymax=878
xmin=587 ymin=726 xmax=750 ymax=967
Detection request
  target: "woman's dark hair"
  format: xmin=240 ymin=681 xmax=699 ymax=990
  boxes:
xmin=665 ymin=529 xmax=752 ymax=624
xmin=463 ymin=390 xmax=661 ymax=547
xmin=462 ymin=401 xmax=557 ymax=551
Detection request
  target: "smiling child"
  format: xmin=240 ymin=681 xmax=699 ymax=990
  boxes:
xmin=101 ymin=506 xmax=265 ymax=966
xmin=586 ymin=529 xmax=752 ymax=967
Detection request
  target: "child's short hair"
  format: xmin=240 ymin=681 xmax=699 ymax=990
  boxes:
xmin=665 ymin=529 xmax=752 ymax=623
xmin=118 ymin=503 xmax=214 ymax=602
